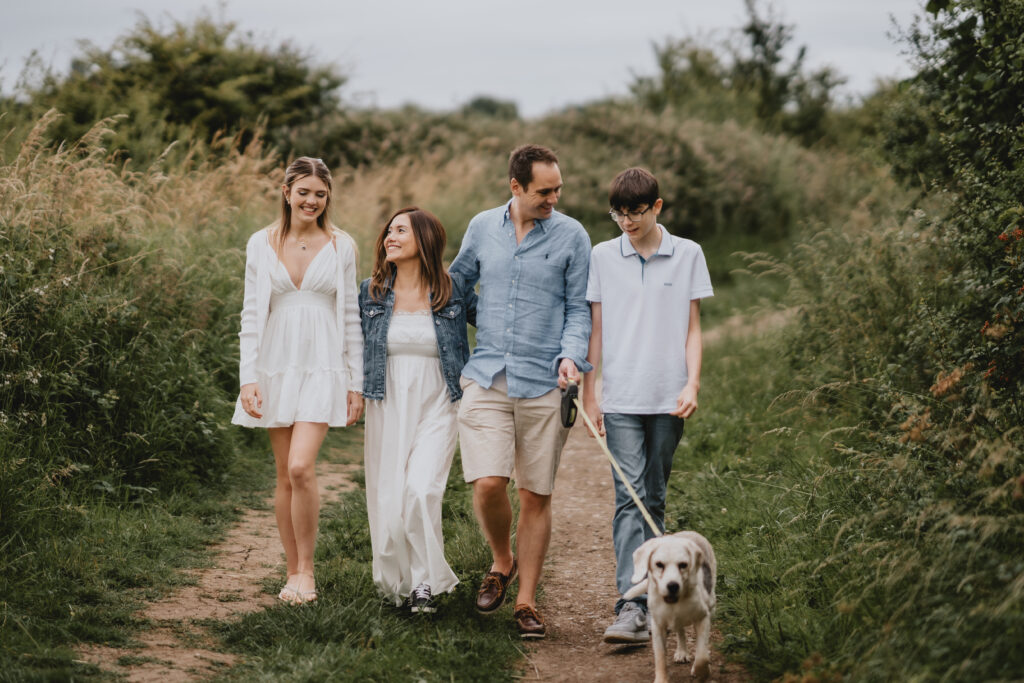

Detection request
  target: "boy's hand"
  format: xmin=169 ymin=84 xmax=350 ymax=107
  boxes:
xmin=582 ymin=394 xmax=605 ymax=437
xmin=671 ymin=384 xmax=699 ymax=419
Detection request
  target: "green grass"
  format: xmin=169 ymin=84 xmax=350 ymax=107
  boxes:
xmin=666 ymin=318 xmax=1024 ymax=682
xmin=214 ymin=427 xmax=524 ymax=682
xmin=0 ymin=438 xmax=275 ymax=681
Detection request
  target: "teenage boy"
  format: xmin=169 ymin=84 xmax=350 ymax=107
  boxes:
xmin=451 ymin=144 xmax=592 ymax=639
xmin=582 ymin=167 xmax=713 ymax=643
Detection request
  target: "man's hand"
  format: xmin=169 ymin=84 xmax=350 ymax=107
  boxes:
xmin=671 ymin=384 xmax=698 ymax=418
xmin=557 ymin=357 xmax=580 ymax=389
xmin=582 ymin=393 xmax=605 ymax=437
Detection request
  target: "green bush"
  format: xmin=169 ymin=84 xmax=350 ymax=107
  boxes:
xmin=710 ymin=2 xmax=1024 ymax=672
xmin=0 ymin=110 xmax=287 ymax=677
xmin=630 ymin=0 xmax=843 ymax=146
xmin=10 ymin=13 xmax=344 ymax=166
xmin=0 ymin=109 xmax=279 ymax=544
xmin=532 ymin=103 xmax=875 ymax=286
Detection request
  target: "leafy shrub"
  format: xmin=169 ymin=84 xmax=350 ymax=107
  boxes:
xmin=533 ymin=103 xmax=875 ymax=286
xmin=10 ymin=13 xmax=344 ymax=165
xmin=0 ymin=112 xmax=277 ymax=519
xmin=721 ymin=1 xmax=1024 ymax=672
xmin=630 ymin=0 xmax=843 ymax=146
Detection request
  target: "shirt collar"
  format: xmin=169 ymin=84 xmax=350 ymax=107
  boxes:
xmin=619 ymin=224 xmax=674 ymax=258
xmin=503 ymin=200 xmax=550 ymax=233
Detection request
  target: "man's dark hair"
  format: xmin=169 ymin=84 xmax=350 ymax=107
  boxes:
xmin=509 ymin=144 xmax=559 ymax=189
xmin=609 ymin=167 xmax=659 ymax=210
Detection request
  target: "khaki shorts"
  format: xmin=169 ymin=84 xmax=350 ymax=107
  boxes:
xmin=458 ymin=374 xmax=569 ymax=496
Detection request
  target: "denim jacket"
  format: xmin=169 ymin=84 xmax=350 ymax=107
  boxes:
xmin=359 ymin=272 xmax=477 ymax=402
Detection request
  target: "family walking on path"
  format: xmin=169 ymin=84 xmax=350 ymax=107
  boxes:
xmin=230 ymin=145 xmax=713 ymax=645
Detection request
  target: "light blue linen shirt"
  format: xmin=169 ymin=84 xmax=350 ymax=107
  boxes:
xmin=450 ymin=201 xmax=593 ymax=399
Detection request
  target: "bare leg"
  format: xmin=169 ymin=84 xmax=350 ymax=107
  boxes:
xmin=288 ymin=422 xmax=328 ymax=595
xmin=268 ymin=427 xmax=298 ymax=587
xmin=472 ymin=476 xmax=515 ymax=574
xmin=513 ymin=488 xmax=551 ymax=607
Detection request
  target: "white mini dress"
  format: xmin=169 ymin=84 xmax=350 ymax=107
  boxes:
xmin=231 ymin=244 xmax=350 ymax=428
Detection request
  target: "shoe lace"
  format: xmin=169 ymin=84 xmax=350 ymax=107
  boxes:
xmin=479 ymin=574 xmax=502 ymax=592
xmin=412 ymin=583 xmax=431 ymax=602
xmin=616 ymin=603 xmax=643 ymax=626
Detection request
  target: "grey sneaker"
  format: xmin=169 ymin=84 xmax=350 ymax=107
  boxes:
xmin=410 ymin=583 xmax=435 ymax=613
xmin=602 ymin=602 xmax=649 ymax=643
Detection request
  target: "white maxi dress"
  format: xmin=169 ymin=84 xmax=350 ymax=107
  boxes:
xmin=364 ymin=310 xmax=459 ymax=604
xmin=231 ymin=245 xmax=350 ymax=427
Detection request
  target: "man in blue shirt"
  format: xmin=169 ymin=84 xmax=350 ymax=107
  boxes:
xmin=451 ymin=144 xmax=592 ymax=639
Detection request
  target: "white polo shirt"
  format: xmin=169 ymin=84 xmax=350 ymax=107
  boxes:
xmin=586 ymin=225 xmax=713 ymax=414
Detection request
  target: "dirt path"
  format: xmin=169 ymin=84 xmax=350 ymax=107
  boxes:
xmin=520 ymin=422 xmax=749 ymax=683
xmin=702 ymin=308 xmax=793 ymax=346
xmin=78 ymin=458 xmax=359 ymax=682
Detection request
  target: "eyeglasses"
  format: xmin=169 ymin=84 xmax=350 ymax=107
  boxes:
xmin=609 ymin=206 xmax=653 ymax=223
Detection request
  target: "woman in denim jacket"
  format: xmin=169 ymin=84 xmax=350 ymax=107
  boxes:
xmin=359 ymin=206 xmax=476 ymax=613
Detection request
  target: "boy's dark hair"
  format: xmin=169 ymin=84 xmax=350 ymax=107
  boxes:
xmin=609 ymin=167 xmax=659 ymax=210
xmin=509 ymin=144 xmax=559 ymax=189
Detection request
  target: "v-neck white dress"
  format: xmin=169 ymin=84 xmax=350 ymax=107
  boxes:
xmin=231 ymin=245 xmax=349 ymax=428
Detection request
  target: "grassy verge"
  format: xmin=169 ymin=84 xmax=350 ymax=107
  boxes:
xmin=214 ymin=426 xmax=523 ymax=682
xmin=668 ymin=319 xmax=1023 ymax=681
xmin=0 ymin=439 xmax=275 ymax=681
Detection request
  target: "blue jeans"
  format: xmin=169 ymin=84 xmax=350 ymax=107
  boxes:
xmin=604 ymin=413 xmax=685 ymax=613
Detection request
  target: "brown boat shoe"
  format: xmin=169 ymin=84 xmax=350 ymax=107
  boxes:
xmin=513 ymin=603 xmax=546 ymax=639
xmin=475 ymin=558 xmax=518 ymax=613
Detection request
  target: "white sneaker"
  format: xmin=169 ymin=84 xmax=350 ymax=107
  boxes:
xmin=602 ymin=602 xmax=649 ymax=643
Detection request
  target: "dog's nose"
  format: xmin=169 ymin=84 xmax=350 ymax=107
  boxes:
xmin=666 ymin=582 xmax=679 ymax=595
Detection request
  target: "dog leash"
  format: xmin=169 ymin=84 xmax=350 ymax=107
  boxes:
xmin=562 ymin=381 xmax=663 ymax=538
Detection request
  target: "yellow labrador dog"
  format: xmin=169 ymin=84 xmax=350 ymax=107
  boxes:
xmin=624 ymin=531 xmax=717 ymax=682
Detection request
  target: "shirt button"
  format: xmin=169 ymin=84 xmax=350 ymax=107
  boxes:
xmin=435 ymin=320 xmax=440 ymax=325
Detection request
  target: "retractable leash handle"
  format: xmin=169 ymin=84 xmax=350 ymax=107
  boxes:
xmin=572 ymin=395 xmax=663 ymax=538
xmin=560 ymin=380 xmax=579 ymax=428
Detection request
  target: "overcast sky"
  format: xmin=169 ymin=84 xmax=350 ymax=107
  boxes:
xmin=1 ymin=0 xmax=924 ymax=117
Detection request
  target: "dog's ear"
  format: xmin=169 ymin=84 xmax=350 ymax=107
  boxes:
xmin=630 ymin=539 xmax=657 ymax=585
xmin=690 ymin=546 xmax=704 ymax=576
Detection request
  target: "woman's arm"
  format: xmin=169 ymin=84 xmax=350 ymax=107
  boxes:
xmin=339 ymin=233 xmax=364 ymax=424
xmin=238 ymin=233 xmax=261 ymax=387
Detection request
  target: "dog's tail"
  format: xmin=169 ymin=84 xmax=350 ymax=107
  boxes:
xmin=623 ymin=581 xmax=646 ymax=601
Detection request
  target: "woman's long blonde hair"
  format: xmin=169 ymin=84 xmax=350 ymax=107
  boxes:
xmin=273 ymin=157 xmax=333 ymax=253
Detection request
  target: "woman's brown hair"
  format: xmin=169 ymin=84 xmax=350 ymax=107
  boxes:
xmin=273 ymin=156 xmax=333 ymax=253
xmin=369 ymin=206 xmax=452 ymax=312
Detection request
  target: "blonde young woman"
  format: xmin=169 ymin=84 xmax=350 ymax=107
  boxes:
xmin=359 ymin=207 xmax=475 ymax=613
xmin=232 ymin=157 xmax=364 ymax=604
